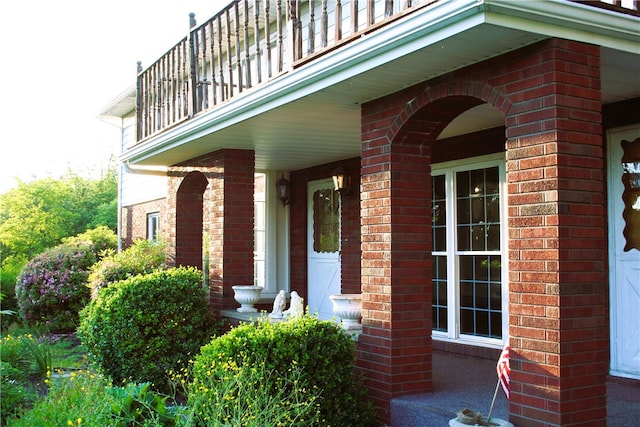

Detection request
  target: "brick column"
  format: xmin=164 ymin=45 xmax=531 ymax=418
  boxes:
xmin=358 ymin=105 xmax=433 ymax=422
xmin=504 ymin=40 xmax=607 ymax=426
xmin=207 ymin=149 xmax=255 ymax=313
xmin=166 ymin=149 xmax=255 ymax=315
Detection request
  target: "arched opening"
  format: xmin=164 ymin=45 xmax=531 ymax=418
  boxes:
xmin=175 ymin=171 xmax=209 ymax=268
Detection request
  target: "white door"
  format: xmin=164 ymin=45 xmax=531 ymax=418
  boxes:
xmin=307 ymin=179 xmax=341 ymax=320
xmin=608 ymin=124 xmax=640 ymax=380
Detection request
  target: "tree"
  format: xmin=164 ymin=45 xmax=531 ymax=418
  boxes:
xmin=0 ymin=170 xmax=117 ymax=266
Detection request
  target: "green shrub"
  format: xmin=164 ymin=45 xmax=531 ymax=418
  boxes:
xmin=78 ymin=267 xmax=214 ymax=393
xmin=189 ymin=315 xmax=377 ymax=427
xmin=88 ymin=239 xmax=166 ymax=297
xmin=15 ymin=244 xmax=95 ymax=333
xmin=62 ymin=225 xmax=117 ymax=256
xmin=183 ymin=357 xmax=321 ymax=426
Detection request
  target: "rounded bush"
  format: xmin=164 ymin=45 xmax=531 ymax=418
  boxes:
xmin=78 ymin=266 xmax=214 ymax=393
xmin=87 ymin=239 xmax=166 ymax=297
xmin=15 ymin=243 xmax=97 ymax=332
xmin=189 ymin=315 xmax=377 ymax=427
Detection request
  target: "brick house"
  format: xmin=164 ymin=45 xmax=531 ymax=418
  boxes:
xmin=100 ymin=1 xmax=640 ymax=425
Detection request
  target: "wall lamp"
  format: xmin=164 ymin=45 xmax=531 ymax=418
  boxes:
xmin=332 ymin=166 xmax=351 ymax=196
xmin=277 ymin=174 xmax=290 ymax=206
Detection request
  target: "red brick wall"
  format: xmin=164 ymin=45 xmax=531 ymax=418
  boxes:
xmin=359 ymin=38 xmax=606 ymax=426
xmin=120 ymin=198 xmax=166 ymax=248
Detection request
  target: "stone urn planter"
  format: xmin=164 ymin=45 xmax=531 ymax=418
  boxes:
xmin=329 ymin=293 xmax=362 ymax=330
xmin=232 ymin=285 xmax=263 ymax=313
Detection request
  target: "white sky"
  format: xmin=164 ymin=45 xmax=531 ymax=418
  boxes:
xmin=0 ymin=0 xmax=227 ymax=194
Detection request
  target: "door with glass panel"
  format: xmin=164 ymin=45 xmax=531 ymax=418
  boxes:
xmin=432 ymin=157 xmax=507 ymax=343
xmin=307 ymin=179 xmax=341 ymax=320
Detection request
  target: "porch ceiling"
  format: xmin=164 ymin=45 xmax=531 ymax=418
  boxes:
xmin=124 ymin=0 xmax=640 ymax=172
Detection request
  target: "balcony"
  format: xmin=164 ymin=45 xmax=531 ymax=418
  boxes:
xmin=135 ymin=0 xmax=639 ymax=144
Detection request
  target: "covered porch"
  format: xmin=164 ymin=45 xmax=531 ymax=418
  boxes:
xmin=391 ymin=351 xmax=640 ymax=427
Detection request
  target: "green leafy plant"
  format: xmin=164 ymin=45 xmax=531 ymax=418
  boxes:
xmin=0 ymin=361 xmax=38 ymax=423
xmin=87 ymin=239 xmax=166 ymax=297
xmin=106 ymin=382 xmax=176 ymax=427
xmin=19 ymin=334 xmax=52 ymax=379
xmin=189 ymin=315 xmax=377 ymax=427
xmin=78 ymin=267 xmax=214 ymax=393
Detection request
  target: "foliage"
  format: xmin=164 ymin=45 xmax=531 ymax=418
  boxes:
xmin=106 ymin=382 xmax=176 ymax=427
xmin=0 ymin=361 xmax=38 ymax=423
xmin=0 ymin=170 xmax=117 ymax=264
xmin=62 ymin=226 xmax=118 ymax=258
xmin=183 ymin=357 xmax=321 ymax=427
xmin=5 ymin=370 xmax=178 ymax=427
xmin=189 ymin=315 xmax=377 ymax=427
xmin=1 ymin=255 xmax=26 ymax=329
xmin=78 ymin=267 xmax=214 ymax=393
xmin=88 ymin=239 xmax=166 ymax=297
xmin=19 ymin=334 xmax=52 ymax=379
xmin=15 ymin=243 xmax=96 ymax=333
xmin=0 ymin=334 xmax=41 ymax=423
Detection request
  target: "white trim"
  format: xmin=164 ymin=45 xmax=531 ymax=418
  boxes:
xmin=256 ymin=170 xmax=290 ymax=299
xmin=431 ymin=153 xmax=507 ymax=348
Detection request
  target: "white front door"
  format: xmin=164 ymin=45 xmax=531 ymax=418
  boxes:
xmin=307 ymin=179 xmax=341 ymax=320
xmin=608 ymin=124 xmax=640 ymax=380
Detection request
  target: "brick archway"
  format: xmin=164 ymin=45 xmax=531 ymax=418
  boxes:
xmin=360 ymin=39 xmax=607 ymax=426
xmin=359 ymin=83 xmax=508 ymax=421
xmin=175 ymin=171 xmax=209 ymax=268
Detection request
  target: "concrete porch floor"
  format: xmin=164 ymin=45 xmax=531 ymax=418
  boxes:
xmin=391 ymin=351 xmax=640 ymax=426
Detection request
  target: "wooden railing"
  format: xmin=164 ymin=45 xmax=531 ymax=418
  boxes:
xmin=136 ymin=0 xmax=639 ymax=142
xmin=136 ymin=0 xmax=433 ymax=141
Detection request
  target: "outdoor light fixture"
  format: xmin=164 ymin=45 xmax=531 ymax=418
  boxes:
xmin=277 ymin=174 xmax=290 ymax=206
xmin=332 ymin=166 xmax=351 ymax=195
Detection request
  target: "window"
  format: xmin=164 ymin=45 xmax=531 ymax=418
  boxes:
xmin=254 ymin=173 xmax=266 ymax=288
xmin=254 ymin=172 xmax=289 ymax=298
xmin=147 ymin=212 xmax=160 ymax=241
xmin=432 ymin=154 xmax=507 ymax=345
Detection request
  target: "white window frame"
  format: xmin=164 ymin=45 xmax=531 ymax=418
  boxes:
xmin=431 ymin=153 xmax=508 ymax=348
xmin=147 ymin=212 xmax=160 ymax=242
xmin=254 ymin=171 xmax=290 ymax=299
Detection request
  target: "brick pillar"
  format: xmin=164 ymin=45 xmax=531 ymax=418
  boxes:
xmin=166 ymin=149 xmax=255 ymax=315
xmin=207 ymin=149 xmax=255 ymax=314
xmin=358 ymin=106 xmax=433 ymax=422
xmin=505 ymin=40 xmax=607 ymax=426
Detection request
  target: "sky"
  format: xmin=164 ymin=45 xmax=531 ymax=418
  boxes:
xmin=0 ymin=0 xmax=227 ymax=194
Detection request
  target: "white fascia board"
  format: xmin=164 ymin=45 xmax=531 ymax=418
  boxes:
xmin=122 ymin=0 xmax=487 ymax=164
xmin=485 ymin=0 xmax=640 ymax=53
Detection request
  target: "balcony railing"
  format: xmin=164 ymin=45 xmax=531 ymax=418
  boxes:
xmin=136 ymin=0 xmax=639 ymax=142
xmin=136 ymin=0 xmax=436 ymax=141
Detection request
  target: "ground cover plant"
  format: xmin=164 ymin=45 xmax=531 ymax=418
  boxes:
xmin=78 ymin=266 xmax=214 ymax=393
xmin=187 ymin=315 xmax=378 ymax=427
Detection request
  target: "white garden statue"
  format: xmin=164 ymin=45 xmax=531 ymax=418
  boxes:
xmin=268 ymin=290 xmax=287 ymax=319
xmin=284 ymin=291 xmax=304 ymax=318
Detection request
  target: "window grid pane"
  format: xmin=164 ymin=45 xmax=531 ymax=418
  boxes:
xmin=432 ymin=174 xmax=446 ymax=251
xmin=432 ymin=255 xmax=448 ymax=332
xmin=456 ymin=167 xmax=500 ymax=252
xmin=459 ymin=254 xmax=502 ymax=339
